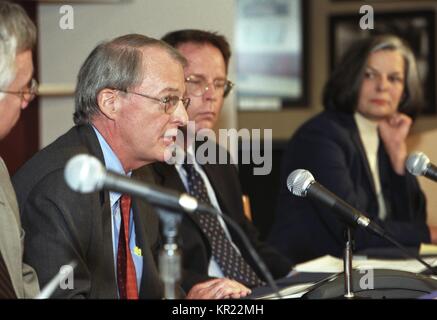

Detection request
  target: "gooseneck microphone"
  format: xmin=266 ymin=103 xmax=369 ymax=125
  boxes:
xmin=406 ymin=152 xmax=437 ymax=182
xmin=64 ymin=153 xmax=201 ymax=213
xmin=287 ymin=169 xmax=385 ymax=236
xmin=287 ymin=169 xmax=437 ymax=275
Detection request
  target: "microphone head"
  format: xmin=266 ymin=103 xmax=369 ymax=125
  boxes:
xmin=406 ymin=152 xmax=430 ymax=176
xmin=286 ymin=169 xmax=315 ymax=197
xmin=64 ymin=154 xmax=106 ymax=193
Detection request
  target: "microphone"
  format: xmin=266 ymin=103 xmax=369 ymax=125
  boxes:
xmin=406 ymin=152 xmax=437 ymax=182
xmin=64 ymin=153 xmax=203 ymax=213
xmin=287 ymin=169 xmax=437 ymax=275
xmin=287 ymin=169 xmax=385 ymax=236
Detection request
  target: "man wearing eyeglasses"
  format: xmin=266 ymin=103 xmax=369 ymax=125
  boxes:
xmin=0 ymin=1 xmax=39 ymax=299
xmin=13 ymin=34 xmax=196 ymax=299
xmin=143 ymin=30 xmax=293 ymax=298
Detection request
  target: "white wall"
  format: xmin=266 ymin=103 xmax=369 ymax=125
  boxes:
xmin=38 ymin=0 xmax=236 ymax=147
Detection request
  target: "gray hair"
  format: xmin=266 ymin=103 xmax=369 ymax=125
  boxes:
xmin=74 ymin=34 xmax=187 ymax=125
xmin=0 ymin=1 xmax=36 ymax=97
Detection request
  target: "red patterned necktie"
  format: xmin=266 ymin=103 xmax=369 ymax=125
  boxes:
xmin=117 ymin=194 xmax=139 ymax=299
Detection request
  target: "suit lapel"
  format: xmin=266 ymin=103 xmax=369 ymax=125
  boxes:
xmin=0 ymin=182 xmax=21 ymax=298
xmin=132 ymin=197 xmax=163 ymax=299
xmin=201 ymin=163 xmax=234 ymax=218
xmin=98 ymin=190 xmax=118 ymax=298
xmin=151 ymin=162 xmax=208 ymax=241
xmin=152 ymin=162 xmax=186 ymax=193
xmin=85 ymin=126 xmax=118 ymax=297
xmin=0 ymin=160 xmax=23 ymax=297
xmin=79 ymin=125 xmax=119 ymax=297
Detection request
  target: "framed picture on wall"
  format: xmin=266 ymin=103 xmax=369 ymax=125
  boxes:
xmin=329 ymin=10 xmax=436 ymax=114
xmin=235 ymin=0 xmax=308 ymax=111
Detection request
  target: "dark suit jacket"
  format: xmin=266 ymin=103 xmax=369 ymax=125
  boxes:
xmin=136 ymin=145 xmax=292 ymax=292
xmin=269 ymin=110 xmax=430 ymax=263
xmin=13 ymin=125 xmax=163 ymax=298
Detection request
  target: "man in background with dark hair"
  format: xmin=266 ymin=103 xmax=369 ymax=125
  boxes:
xmin=143 ymin=29 xmax=293 ymax=298
xmin=0 ymin=0 xmax=39 ymax=299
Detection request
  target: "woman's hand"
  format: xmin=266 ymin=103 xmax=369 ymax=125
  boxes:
xmin=378 ymin=113 xmax=413 ymax=175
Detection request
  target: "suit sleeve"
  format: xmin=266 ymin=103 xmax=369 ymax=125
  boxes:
xmin=19 ymin=171 xmax=94 ymax=298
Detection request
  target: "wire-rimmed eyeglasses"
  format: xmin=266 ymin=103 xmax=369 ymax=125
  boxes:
xmin=123 ymin=90 xmax=190 ymax=114
xmin=0 ymin=78 xmax=38 ymax=103
xmin=185 ymin=75 xmax=234 ymax=98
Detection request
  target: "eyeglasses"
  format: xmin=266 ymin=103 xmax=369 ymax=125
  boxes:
xmin=0 ymin=78 xmax=38 ymax=103
xmin=185 ymin=75 xmax=234 ymax=97
xmin=123 ymin=90 xmax=190 ymax=114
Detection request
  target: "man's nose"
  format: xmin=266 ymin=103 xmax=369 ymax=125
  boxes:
xmin=203 ymin=84 xmax=218 ymax=101
xmin=172 ymin=100 xmax=188 ymax=126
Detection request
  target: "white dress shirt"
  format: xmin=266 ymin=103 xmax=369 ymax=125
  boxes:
xmin=354 ymin=112 xmax=387 ymax=220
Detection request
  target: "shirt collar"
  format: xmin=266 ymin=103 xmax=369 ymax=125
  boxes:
xmin=92 ymin=126 xmax=131 ymax=207
xmin=354 ymin=112 xmax=379 ymax=135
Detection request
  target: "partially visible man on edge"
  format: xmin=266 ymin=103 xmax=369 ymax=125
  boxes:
xmin=134 ymin=29 xmax=293 ymax=299
xmin=13 ymin=33 xmax=250 ymax=299
xmin=0 ymin=1 xmax=39 ymax=299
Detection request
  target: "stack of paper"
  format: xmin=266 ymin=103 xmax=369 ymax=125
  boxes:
xmin=294 ymin=255 xmax=437 ymax=274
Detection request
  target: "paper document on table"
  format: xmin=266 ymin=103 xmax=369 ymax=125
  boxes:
xmin=420 ymin=243 xmax=437 ymax=256
xmin=255 ymin=283 xmax=316 ymax=300
xmin=294 ymin=255 xmax=437 ymax=274
xmin=294 ymin=255 xmax=344 ymax=273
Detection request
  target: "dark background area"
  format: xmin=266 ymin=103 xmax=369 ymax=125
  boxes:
xmin=238 ymin=140 xmax=287 ymax=241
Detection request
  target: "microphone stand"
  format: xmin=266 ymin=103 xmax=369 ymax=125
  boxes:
xmin=343 ymin=228 xmax=355 ymax=299
xmin=156 ymin=207 xmax=182 ymax=299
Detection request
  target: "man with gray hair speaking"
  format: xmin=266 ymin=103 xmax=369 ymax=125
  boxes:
xmin=0 ymin=1 xmax=39 ymax=299
xmin=13 ymin=33 xmax=188 ymax=299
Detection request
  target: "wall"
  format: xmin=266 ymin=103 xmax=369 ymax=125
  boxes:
xmin=38 ymin=0 xmax=236 ymax=147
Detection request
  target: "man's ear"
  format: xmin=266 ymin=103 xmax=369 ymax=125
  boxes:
xmin=97 ymin=88 xmax=119 ymax=120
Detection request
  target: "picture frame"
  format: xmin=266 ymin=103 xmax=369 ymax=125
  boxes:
xmin=329 ymin=10 xmax=436 ymax=114
xmin=235 ymin=0 xmax=309 ymax=111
